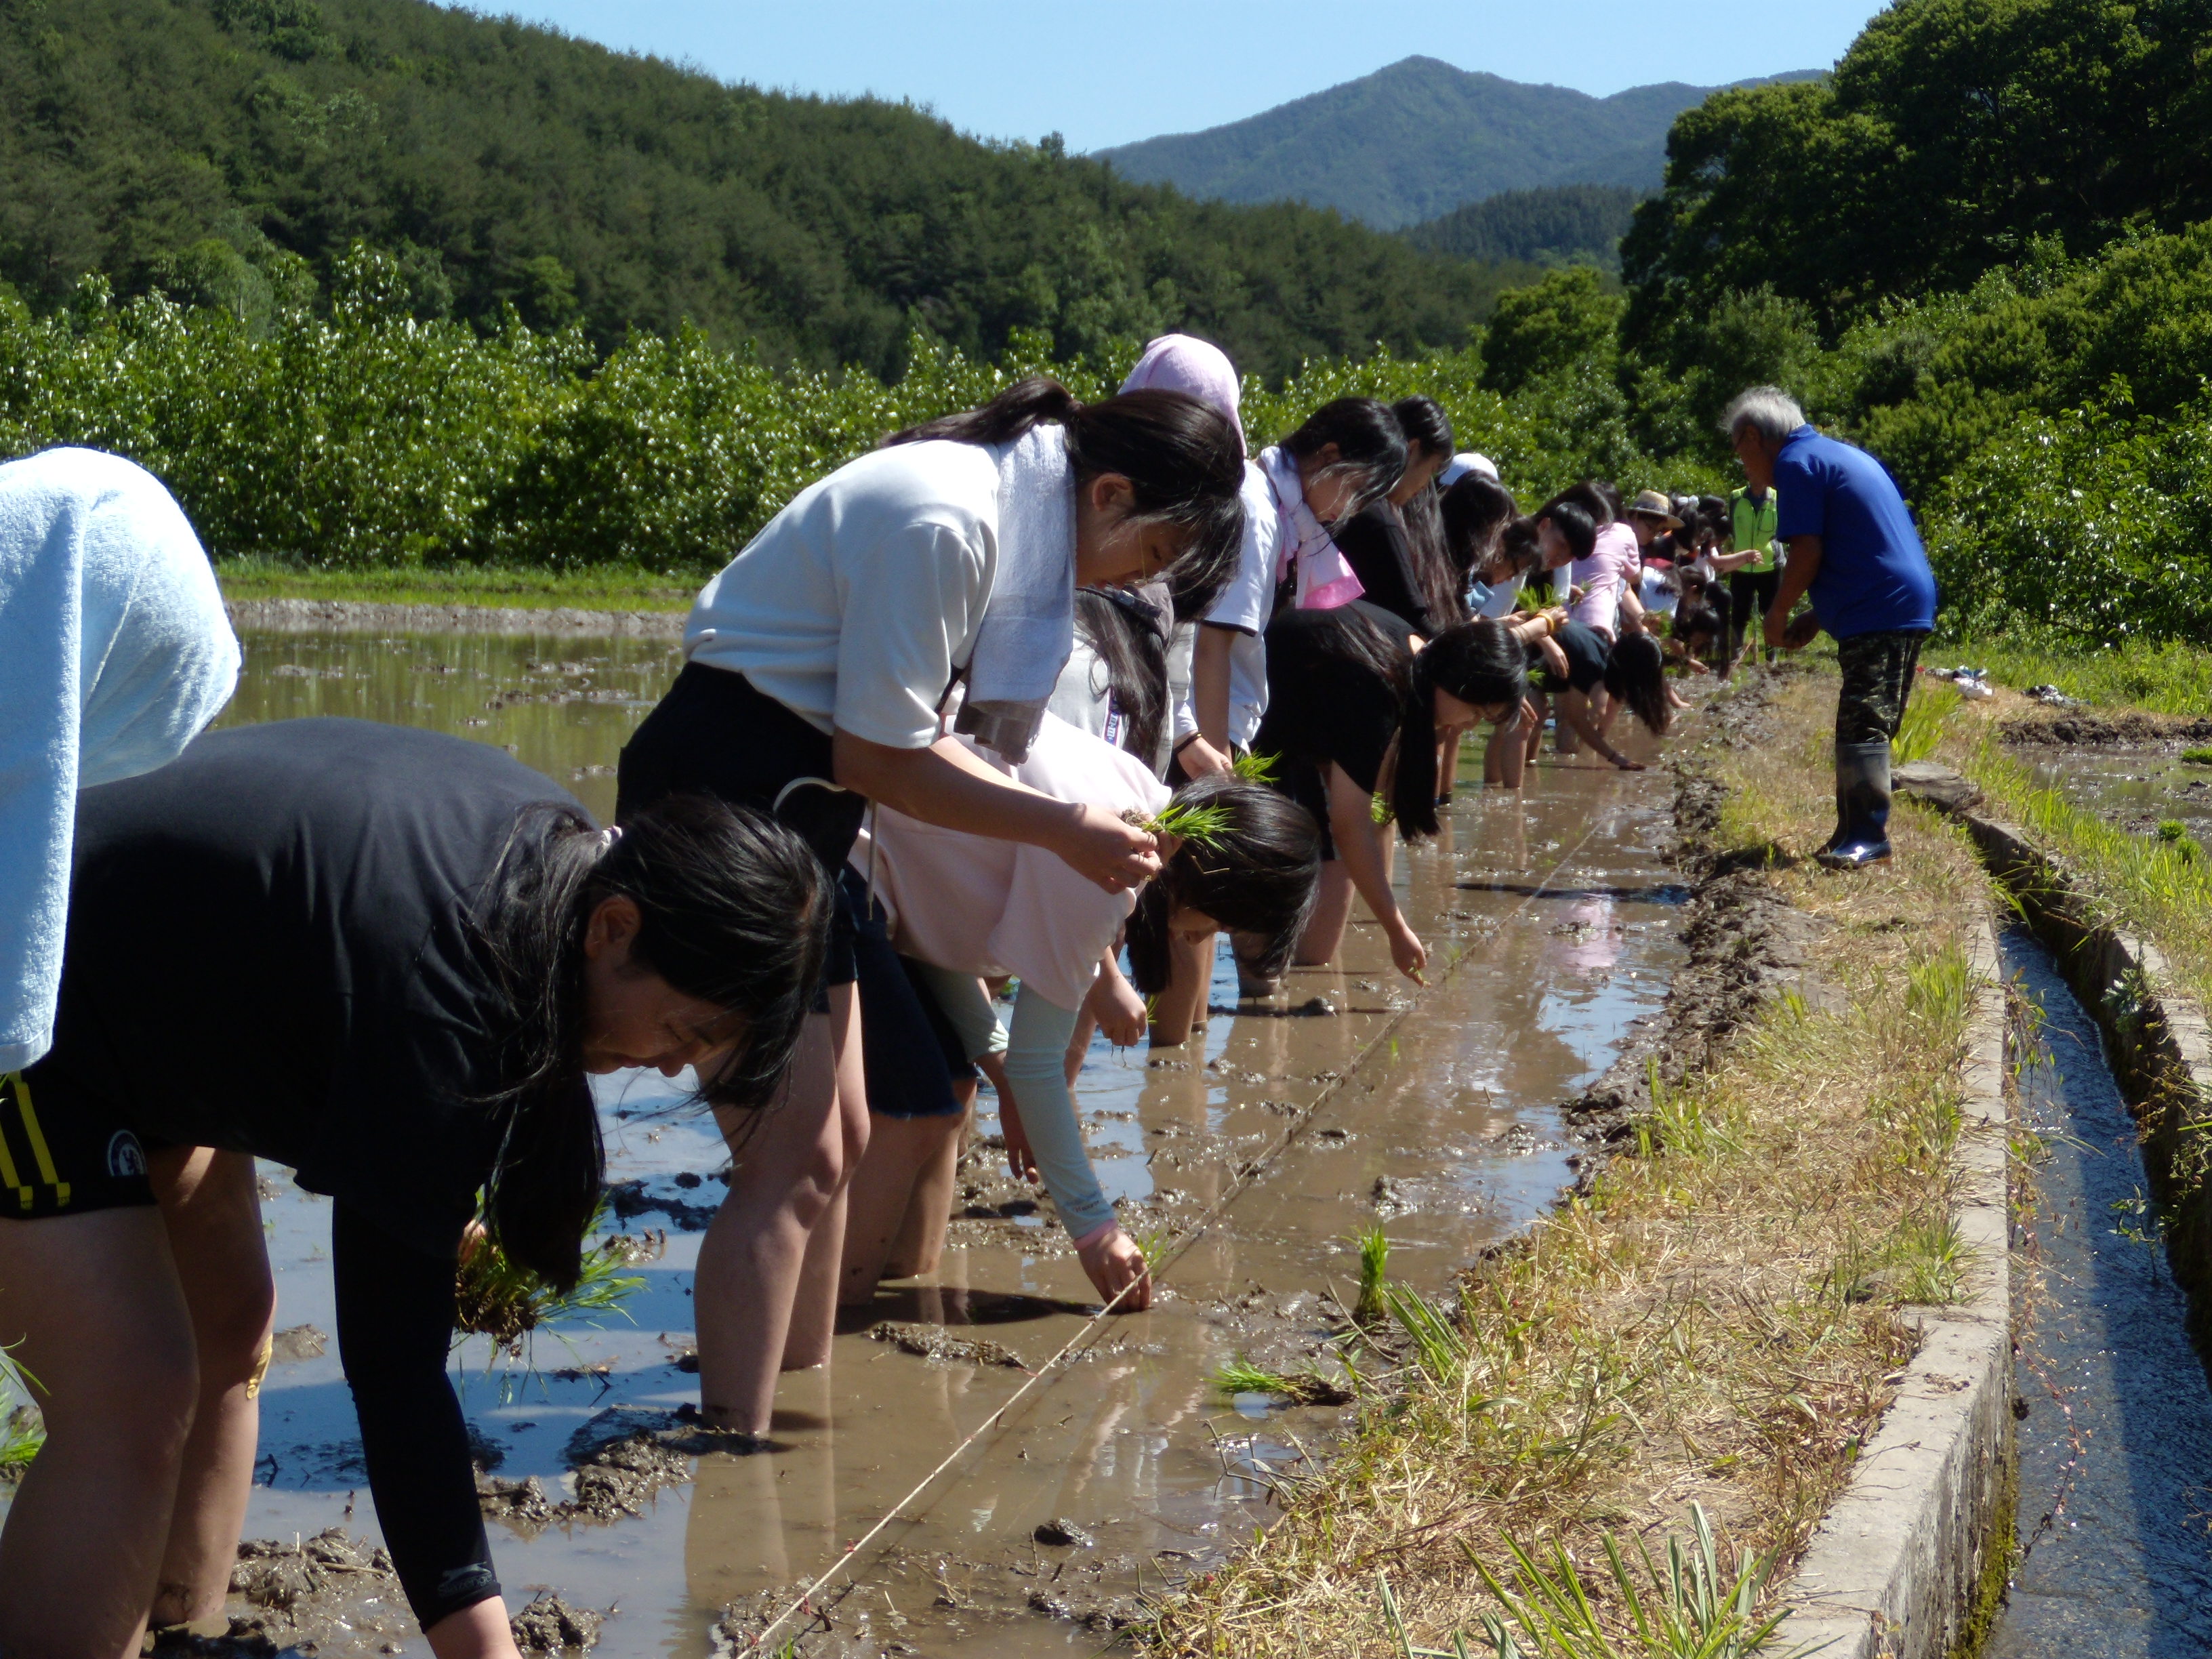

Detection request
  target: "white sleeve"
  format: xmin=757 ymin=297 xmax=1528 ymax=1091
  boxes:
xmin=832 ymin=519 xmax=990 ymax=750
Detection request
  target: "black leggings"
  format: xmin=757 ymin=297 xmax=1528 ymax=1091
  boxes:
xmin=1729 ymin=569 xmax=1781 ymax=649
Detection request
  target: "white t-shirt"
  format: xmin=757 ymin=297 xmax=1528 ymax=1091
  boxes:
xmin=1181 ymin=460 xmax=1281 ymax=751
xmin=856 ymin=715 xmax=1171 ymax=1010
xmin=684 ymin=440 xmax=1002 ymax=749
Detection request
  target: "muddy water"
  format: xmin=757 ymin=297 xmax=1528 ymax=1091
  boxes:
xmin=1994 ymin=926 xmax=2212 ymax=1658
xmin=21 ymin=629 xmax=1689 ymax=1655
xmin=2024 ymin=750 xmax=2212 ymax=851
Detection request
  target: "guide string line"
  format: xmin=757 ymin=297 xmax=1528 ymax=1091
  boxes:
xmin=747 ymin=808 xmax=1618 ymax=1652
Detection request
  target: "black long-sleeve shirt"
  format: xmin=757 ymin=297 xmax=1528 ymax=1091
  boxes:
xmin=31 ymin=718 xmax=589 ymax=1629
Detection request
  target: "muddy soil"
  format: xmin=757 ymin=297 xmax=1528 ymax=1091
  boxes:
xmin=2000 ymin=710 xmax=2212 ymax=749
xmin=7 ymin=628 xmax=1714 ymax=1659
xmin=1995 ymin=702 xmax=2212 ymax=852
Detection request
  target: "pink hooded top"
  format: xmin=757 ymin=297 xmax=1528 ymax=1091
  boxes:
xmin=855 ymin=713 xmax=1170 ymax=1010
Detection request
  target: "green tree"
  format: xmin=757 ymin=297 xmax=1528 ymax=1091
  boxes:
xmin=1624 ymin=0 xmax=2212 ymax=346
xmin=1479 ymin=268 xmax=1622 ymax=396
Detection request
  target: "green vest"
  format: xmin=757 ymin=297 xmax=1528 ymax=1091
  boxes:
xmin=1730 ymin=488 xmax=1781 ymax=574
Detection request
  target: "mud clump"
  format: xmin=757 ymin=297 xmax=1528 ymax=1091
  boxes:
xmin=268 ymin=1323 xmax=327 ymax=1363
xmin=1032 ymin=1517 xmax=1094 ymax=1547
xmin=562 ymin=1406 xmax=739 ymax=1519
xmin=148 ymin=1530 xmax=408 ymax=1656
xmin=231 ymin=1529 xmax=396 ymax=1612
xmin=870 ymin=1320 xmax=1031 ymax=1370
xmin=1558 ymin=680 xmax=1818 ymax=1154
xmin=477 ymin=1470 xmax=558 ymax=1528
xmin=2001 ymin=710 xmax=2212 ymax=749
xmin=510 ymin=1591 xmax=605 ymax=1652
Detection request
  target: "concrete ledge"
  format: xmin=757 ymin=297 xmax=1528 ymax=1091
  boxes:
xmin=1777 ymin=913 xmax=2014 ymax=1659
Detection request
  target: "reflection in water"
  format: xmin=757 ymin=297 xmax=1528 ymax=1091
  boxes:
xmin=207 ymin=630 xmax=1690 ymax=1658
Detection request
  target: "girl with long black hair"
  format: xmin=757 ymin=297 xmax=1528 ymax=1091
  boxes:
xmin=1257 ymin=398 xmax=1408 ymax=613
xmin=1332 ymin=396 xmax=1458 ymax=635
xmin=616 ymin=375 xmax=1246 ymax=1437
xmin=1252 ymin=604 xmax=1541 ymax=979
xmin=0 ymin=717 xmax=825 ymax=1659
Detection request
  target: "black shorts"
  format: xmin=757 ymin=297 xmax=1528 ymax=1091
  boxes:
xmin=848 ymin=873 xmax=970 ymax=1120
xmin=0 ymin=1069 xmax=157 ymax=1219
xmin=617 ymin=661 xmax=866 ymax=990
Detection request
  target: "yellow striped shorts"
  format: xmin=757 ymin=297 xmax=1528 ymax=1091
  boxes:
xmin=0 ymin=1070 xmax=155 ymax=1218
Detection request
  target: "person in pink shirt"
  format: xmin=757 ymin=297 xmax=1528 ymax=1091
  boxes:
xmin=837 ymin=714 xmax=1318 ymax=1309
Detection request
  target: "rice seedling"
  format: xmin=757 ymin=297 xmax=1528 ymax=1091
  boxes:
xmin=1126 ymin=802 xmax=1235 ymax=853
xmin=1131 ymin=1223 xmax=1179 ymax=1273
xmin=2184 ymin=747 xmax=2212 ymax=766
xmin=454 ymin=1206 xmax=654 ymax=1357
xmin=1232 ymin=750 xmax=1282 ymax=783
xmin=1372 ymin=792 xmax=1397 ymax=827
xmin=1214 ymin=1354 xmax=1355 ymax=1406
xmin=0 ymin=1346 xmax=44 ymax=1479
xmin=1352 ymin=1223 xmax=1391 ymax=1326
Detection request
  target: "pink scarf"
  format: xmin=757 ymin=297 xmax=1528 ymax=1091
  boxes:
xmin=1260 ymin=446 xmax=1364 ymax=610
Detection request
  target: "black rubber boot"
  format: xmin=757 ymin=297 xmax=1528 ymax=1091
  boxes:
xmin=1818 ymin=741 xmax=1894 ymax=869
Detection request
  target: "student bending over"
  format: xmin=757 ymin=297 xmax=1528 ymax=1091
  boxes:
xmin=840 ymin=716 xmax=1317 ymax=1307
xmin=0 ymin=718 xmax=823 ymax=1659
xmin=1253 ymin=603 xmax=1530 ymax=982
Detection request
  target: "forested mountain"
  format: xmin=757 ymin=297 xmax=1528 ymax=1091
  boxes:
xmin=0 ymin=0 xmax=1523 ymax=381
xmin=1404 ymin=185 xmax=1643 ymax=270
xmin=1097 ymin=58 xmax=1820 ymax=230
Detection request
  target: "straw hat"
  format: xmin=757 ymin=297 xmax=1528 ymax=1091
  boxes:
xmin=1629 ymin=488 xmax=1683 ymax=529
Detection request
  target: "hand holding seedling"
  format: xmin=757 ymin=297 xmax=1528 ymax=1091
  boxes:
xmin=1061 ymin=802 xmax=1161 ymax=893
xmin=1387 ymin=914 xmax=1429 ymax=984
xmin=1075 ymin=1225 xmax=1153 ymax=1311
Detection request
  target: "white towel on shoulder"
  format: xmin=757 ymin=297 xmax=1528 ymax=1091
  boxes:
xmin=954 ymin=424 xmax=1077 ymax=762
xmin=1 ymin=448 xmax=241 ymax=1070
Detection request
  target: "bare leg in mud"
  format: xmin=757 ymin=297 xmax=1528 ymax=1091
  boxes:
xmin=0 ymin=1207 xmax=197 ymax=1657
xmin=1293 ymin=861 xmax=1355 ymax=966
xmin=838 ymin=1102 xmax=965 ymax=1301
xmin=149 ymin=1147 xmax=275 ymax=1630
xmin=1148 ymin=929 xmax=1216 ymax=1042
xmin=881 ymin=1086 xmax=973 ymax=1281
xmin=695 ymin=987 xmax=867 ymax=1434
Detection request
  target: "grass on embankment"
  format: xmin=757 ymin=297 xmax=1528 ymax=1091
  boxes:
xmin=214 ymin=556 xmax=697 ymax=612
xmin=1942 ymin=631 xmax=2212 ymax=716
xmin=1143 ymin=668 xmax=1996 ymax=1658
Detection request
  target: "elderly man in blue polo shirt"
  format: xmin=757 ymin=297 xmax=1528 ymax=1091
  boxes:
xmin=1724 ymin=386 xmax=1938 ymax=870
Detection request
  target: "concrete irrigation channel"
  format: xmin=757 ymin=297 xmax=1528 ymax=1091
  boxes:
xmin=38 ymin=619 xmax=1696 ymax=1658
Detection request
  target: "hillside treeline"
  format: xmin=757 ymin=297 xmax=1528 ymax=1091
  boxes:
xmin=0 ymin=0 xmax=1519 ymax=382
xmin=1404 ymin=186 xmax=1643 ymax=270
xmin=3 ymin=0 xmax=2209 ymax=649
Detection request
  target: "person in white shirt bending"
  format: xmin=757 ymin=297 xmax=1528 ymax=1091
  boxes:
xmin=615 ymin=378 xmax=1246 ymax=1438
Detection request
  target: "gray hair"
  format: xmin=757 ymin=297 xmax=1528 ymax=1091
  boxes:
xmin=1721 ymin=386 xmax=1805 ymax=444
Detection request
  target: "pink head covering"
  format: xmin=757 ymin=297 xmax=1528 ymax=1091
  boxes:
xmin=1118 ymin=334 xmax=1245 ymax=456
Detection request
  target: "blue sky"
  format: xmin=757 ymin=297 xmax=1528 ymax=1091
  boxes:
xmin=501 ymin=1 xmax=1886 ymax=153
